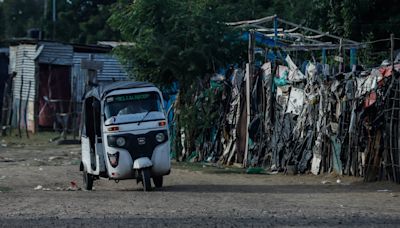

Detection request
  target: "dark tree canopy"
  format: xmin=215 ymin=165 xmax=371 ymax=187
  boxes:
xmin=0 ymin=0 xmax=399 ymax=45
xmin=0 ymin=0 xmax=121 ymax=44
xmin=44 ymin=0 xmax=121 ymax=44
xmin=0 ymin=0 xmax=43 ymax=39
xmin=109 ymin=0 xmax=246 ymax=87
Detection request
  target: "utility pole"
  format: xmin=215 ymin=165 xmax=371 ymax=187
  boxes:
xmin=252 ymin=0 xmax=255 ymax=18
xmin=334 ymin=39 xmax=345 ymax=73
xmin=43 ymin=0 xmax=47 ymax=18
xmin=52 ymin=0 xmax=56 ymax=40
xmin=42 ymin=0 xmax=48 ymax=39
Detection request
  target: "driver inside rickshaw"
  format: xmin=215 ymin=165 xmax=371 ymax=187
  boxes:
xmin=104 ymin=92 xmax=162 ymax=120
xmin=117 ymin=102 xmax=146 ymax=115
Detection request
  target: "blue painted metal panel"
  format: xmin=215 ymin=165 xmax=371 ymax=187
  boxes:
xmin=241 ymin=32 xmax=286 ymax=48
xmin=350 ymin=48 xmax=357 ymax=68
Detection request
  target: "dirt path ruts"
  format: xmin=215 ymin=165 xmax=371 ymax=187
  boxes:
xmin=0 ymin=144 xmax=400 ymax=227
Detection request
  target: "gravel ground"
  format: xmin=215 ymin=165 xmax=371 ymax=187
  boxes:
xmin=0 ymin=142 xmax=400 ymax=227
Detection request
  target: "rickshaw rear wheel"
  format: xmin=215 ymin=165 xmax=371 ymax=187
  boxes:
xmin=83 ymin=170 xmax=93 ymax=190
xmin=141 ymin=168 xmax=151 ymax=191
xmin=153 ymin=176 xmax=163 ymax=188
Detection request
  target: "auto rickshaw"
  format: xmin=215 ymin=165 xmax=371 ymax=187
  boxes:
xmin=80 ymin=81 xmax=171 ymax=191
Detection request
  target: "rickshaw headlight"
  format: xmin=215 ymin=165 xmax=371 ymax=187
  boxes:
xmin=116 ymin=137 xmax=126 ymax=147
xmin=108 ymin=151 xmax=119 ymax=168
xmin=155 ymin=132 xmax=165 ymax=142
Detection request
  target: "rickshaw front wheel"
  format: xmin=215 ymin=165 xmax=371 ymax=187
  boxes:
xmin=83 ymin=171 xmax=93 ymax=190
xmin=141 ymin=168 xmax=152 ymax=191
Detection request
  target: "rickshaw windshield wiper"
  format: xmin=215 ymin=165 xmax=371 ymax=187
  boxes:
xmin=137 ymin=110 xmax=154 ymax=125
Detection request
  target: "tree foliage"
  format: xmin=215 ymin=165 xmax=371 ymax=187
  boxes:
xmin=1 ymin=0 xmax=400 ymax=46
xmin=44 ymin=0 xmax=120 ymax=43
xmin=0 ymin=0 xmax=43 ymax=39
xmin=109 ymin=0 xmax=249 ymax=157
xmin=0 ymin=0 xmax=120 ymax=44
xmin=109 ymin=0 xmax=246 ymax=87
xmin=109 ymin=0 xmax=400 ymax=86
xmin=107 ymin=0 xmax=400 ymax=159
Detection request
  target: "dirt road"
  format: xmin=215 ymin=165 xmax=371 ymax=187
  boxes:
xmin=1 ymin=141 xmax=400 ymax=227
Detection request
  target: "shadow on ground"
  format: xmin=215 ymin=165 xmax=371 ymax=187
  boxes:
xmin=158 ymin=184 xmax=388 ymax=194
xmin=1 ymin=215 xmax=399 ymax=227
xmin=105 ymin=183 xmax=396 ymax=194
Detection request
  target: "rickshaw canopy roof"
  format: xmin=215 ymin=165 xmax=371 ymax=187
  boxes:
xmin=84 ymin=81 xmax=155 ymax=101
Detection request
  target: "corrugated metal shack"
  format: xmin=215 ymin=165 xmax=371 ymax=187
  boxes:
xmin=72 ymin=44 xmax=129 ymax=104
xmin=9 ymin=42 xmax=37 ymax=132
xmin=8 ymin=40 xmax=128 ymax=133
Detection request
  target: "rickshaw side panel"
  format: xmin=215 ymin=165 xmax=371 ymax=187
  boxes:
xmin=81 ymin=137 xmax=105 ymax=176
xmin=95 ymin=140 xmax=106 ymax=173
xmin=151 ymin=142 xmax=171 ymax=176
xmin=105 ymin=146 xmax=135 ymax=179
xmin=81 ymin=136 xmax=93 ymax=173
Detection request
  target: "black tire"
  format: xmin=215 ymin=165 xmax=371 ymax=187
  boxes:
xmin=83 ymin=170 xmax=93 ymax=190
xmin=153 ymin=176 xmax=163 ymax=188
xmin=141 ymin=168 xmax=152 ymax=191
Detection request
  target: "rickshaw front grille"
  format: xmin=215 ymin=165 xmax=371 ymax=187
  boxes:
xmin=107 ymin=130 xmax=168 ymax=161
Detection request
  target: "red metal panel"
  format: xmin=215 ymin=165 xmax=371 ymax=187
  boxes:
xmin=38 ymin=64 xmax=71 ymax=127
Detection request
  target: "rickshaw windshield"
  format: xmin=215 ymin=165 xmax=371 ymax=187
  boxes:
xmin=104 ymin=92 xmax=162 ymax=119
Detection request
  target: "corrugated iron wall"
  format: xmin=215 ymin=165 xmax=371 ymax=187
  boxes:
xmin=71 ymin=52 xmax=128 ymax=103
xmin=37 ymin=42 xmax=73 ymax=66
xmin=8 ymin=43 xmax=129 ymax=133
xmin=11 ymin=44 xmax=37 ymax=101
xmin=10 ymin=44 xmax=37 ymax=132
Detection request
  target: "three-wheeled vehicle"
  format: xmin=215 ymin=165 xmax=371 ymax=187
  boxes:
xmin=80 ymin=81 xmax=171 ymax=191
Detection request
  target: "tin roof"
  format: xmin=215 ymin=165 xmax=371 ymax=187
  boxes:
xmin=84 ymin=81 xmax=155 ymax=100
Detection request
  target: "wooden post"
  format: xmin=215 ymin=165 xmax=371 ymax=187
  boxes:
xmin=81 ymin=56 xmax=103 ymax=93
xmin=322 ymin=48 xmax=327 ymax=64
xmin=72 ymin=73 xmax=77 ymax=140
xmin=6 ymin=72 xmax=16 ymax=136
xmin=244 ymin=63 xmax=251 ymax=168
xmin=25 ymin=81 xmax=31 ymax=138
xmin=339 ymin=39 xmax=343 ymax=73
xmin=18 ymin=71 xmax=23 ymax=138
xmin=244 ymin=30 xmax=255 ymax=167
xmin=391 ymin=33 xmax=394 ymax=77
xmin=350 ymin=48 xmax=356 ymax=70
xmin=273 ymin=16 xmax=278 ymax=47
